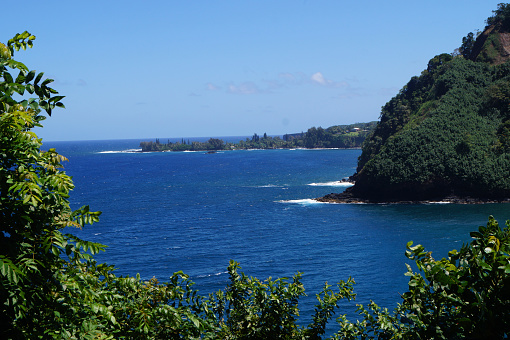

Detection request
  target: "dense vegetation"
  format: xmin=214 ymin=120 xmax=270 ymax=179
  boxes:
xmin=3 ymin=5 xmax=510 ymax=339
xmin=348 ymin=3 xmax=510 ymax=201
xmin=139 ymin=122 xmax=376 ymax=152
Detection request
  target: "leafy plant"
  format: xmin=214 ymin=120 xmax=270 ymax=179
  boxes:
xmin=1 ymin=30 xmax=92 ymax=336
xmin=397 ymin=216 xmax=510 ymax=339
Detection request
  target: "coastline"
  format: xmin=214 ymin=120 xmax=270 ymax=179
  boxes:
xmin=137 ymin=146 xmax=363 ymax=153
xmin=316 ymin=191 xmax=510 ymax=205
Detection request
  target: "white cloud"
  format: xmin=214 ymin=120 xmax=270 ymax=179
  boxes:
xmin=311 ymin=72 xmax=328 ymax=85
xmin=310 ymin=72 xmax=348 ymax=88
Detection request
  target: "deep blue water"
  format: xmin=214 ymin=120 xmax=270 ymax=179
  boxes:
xmin=44 ymin=139 xmax=510 ymax=330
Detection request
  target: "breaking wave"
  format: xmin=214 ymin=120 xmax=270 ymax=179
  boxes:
xmin=307 ymin=181 xmax=354 ymax=187
xmin=195 ymin=271 xmax=228 ymax=278
xmin=98 ymin=148 xmax=142 ymax=154
xmin=277 ymin=199 xmax=326 ymax=205
xmin=256 ymin=184 xmax=286 ymax=188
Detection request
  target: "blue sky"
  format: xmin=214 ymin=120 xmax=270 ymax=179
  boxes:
xmin=1 ymin=1 xmax=502 ymax=141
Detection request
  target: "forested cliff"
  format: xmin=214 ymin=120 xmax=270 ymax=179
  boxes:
xmin=343 ymin=4 xmax=510 ymax=202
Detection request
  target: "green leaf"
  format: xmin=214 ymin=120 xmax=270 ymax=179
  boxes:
xmin=479 ymin=261 xmax=492 ymax=271
xmin=3 ymin=71 xmax=13 ymax=83
xmin=0 ymin=256 xmax=21 ymax=284
xmin=25 ymin=83 xmax=34 ymax=94
xmin=49 ymin=95 xmax=65 ymax=103
xmin=24 ymin=70 xmax=35 ymax=83
xmin=34 ymin=71 xmax=44 ymax=84
xmin=470 ymin=231 xmax=482 ymax=239
xmin=15 ymin=71 xmax=25 ymax=84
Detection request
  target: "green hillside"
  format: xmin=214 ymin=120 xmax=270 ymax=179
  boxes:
xmin=345 ymin=4 xmax=510 ymax=202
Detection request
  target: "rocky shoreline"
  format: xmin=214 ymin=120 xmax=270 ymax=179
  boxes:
xmin=316 ymin=191 xmax=510 ymax=205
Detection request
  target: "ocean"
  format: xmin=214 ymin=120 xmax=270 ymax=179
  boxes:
xmin=43 ymin=138 xmax=510 ymax=330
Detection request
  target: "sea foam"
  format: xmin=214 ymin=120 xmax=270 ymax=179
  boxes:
xmin=277 ymin=199 xmax=325 ymax=205
xmin=98 ymin=149 xmax=142 ymax=154
xmin=256 ymin=184 xmax=286 ymax=188
xmin=307 ymin=181 xmax=354 ymax=187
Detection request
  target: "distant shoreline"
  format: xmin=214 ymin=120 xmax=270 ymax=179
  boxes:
xmin=136 ymin=146 xmax=363 ymax=153
xmin=139 ymin=122 xmax=378 ymax=152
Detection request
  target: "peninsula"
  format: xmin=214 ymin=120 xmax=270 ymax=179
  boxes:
xmin=320 ymin=6 xmax=510 ymax=204
xmin=139 ymin=122 xmax=376 ymax=152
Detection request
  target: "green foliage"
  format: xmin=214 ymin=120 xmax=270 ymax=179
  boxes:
xmin=351 ymin=3 xmax=510 ymax=201
xmin=427 ymin=53 xmax=453 ymax=72
xmin=211 ymin=260 xmax=306 ymax=339
xmin=140 ymin=138 xmax=229 ymax=152
xmin=475 ymin=32 xmax=502 ymax=64
xmin=486 ymin=3 xmax=510 ymax=29
xmin=460 ymin=32 xmax=475 ymax=59
xmin=0 ymin=31 xmax=104 ymax=338
xmin=496 ymin=119 xmax=510 ymax=152
xmin=354 ymin=52 xmax=510 ymax=200
xmin=207 ymin=261 xmax=360 ymax=340
xmin=398 ymin=216 xmax=510 ymax=339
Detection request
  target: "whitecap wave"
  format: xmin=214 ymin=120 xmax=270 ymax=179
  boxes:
xmin=98 ymin=148 xmax=142 ymax=154
xmin=278 ymin=199 xmax=325 ymax=205
xmin=257 ymin=184 xmax=285 ymax=188
xmin=307 ymin=181 xmax=354 ymax=187
xmin=196 ymin=271 xmax=228 ymax=278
